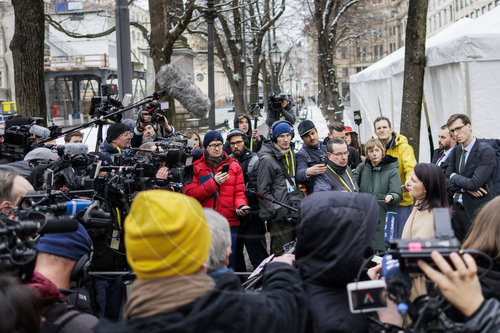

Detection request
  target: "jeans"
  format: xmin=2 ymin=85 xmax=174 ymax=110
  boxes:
xmin=228 ymin=226 xmax=239 ymax=270
xmin=94 ymin=277 xmax=124 ymax=321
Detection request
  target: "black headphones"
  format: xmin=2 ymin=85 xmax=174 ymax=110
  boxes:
xmin=269 ymin=120 xmax=294 ymax=143
xmin=227 ymin=128 xmax=249 ymax=147
xmin=70 ymin=237 xmax=94 ymax=282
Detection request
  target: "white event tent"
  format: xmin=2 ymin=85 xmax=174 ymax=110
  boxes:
xmin=349 ymin=6 xmax=500 ymax=161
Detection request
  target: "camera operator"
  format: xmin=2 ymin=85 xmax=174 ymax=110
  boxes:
xmin=131 ymin=103 xmax=176 ymax=148
xmin=94 ymin=190 xmax=307 ymax=333
xmin=26 ymin=224 xmax=98 ymax=332
xmin=265 ymin=92 xmax=296 ymax=130
xmin=296 ymin=191 xmax=379 ymax=332
xmin=0 ymin=169 xmax=34 ymax=212
xmin=99 ymin=123 xmax=131 ymax=159
xmin=418 ymin=251 xmax=500 ymax=332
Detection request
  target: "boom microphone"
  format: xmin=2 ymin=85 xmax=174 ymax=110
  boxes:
xmin=29 ymin=125 xmax=51 ymax=139
xmin=156 ymin=64 xmax=210 ymax=118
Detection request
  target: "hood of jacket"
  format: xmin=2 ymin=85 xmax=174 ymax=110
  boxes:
xmin=259 ymin=140 xmax=288 ymax=162
xmin=233 ymin=113 xmax=252 ymax=136
xmin=296 ymin=191 xmax=378 ymax=286
xmin=366 ymin=154 xmax=399 ymax=169
xmin=386 ymin=131 xmax=409 ymax=150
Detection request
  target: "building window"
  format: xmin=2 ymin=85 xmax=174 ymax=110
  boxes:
xmin=390 ymin=43 xmax=393 ymax=53
xmin=379 ymin=45 xmax=383 ymax=56
xmin=471 ymin=11 xmax=475 ymax=17
xmin=456 ymin=0 xmax=459 ymax=10
xmin=482 ymin=5 xmax=486 ymax=13
xmin=342 ymin=68 xmax=349 ymax=77
xmin=341 ymin=48 xmax=348 ymax=59
xmin=374 ymin=45 xmax=379 ymax=58
xmin=356 ymin=67 xmax=363 ymax=73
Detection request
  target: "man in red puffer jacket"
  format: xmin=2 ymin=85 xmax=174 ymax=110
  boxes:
xmin=185 ymin=130 xmax=250 ymax=269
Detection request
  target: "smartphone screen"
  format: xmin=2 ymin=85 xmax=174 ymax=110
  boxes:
xmin=221 ymin=164 xmax=229 ymax=173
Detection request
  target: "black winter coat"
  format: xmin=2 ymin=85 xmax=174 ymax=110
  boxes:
xmin=296 ymin=191 xmax=379 ymax=333
xmin=94 ymin=263 xmax=307 ymax=333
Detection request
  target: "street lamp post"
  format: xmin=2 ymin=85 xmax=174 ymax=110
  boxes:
xmin=288 ymin=63 xmax=294 ymax=97
xmin=206 ymin=0 xmax=216 ymax=129
xmin=270 ymin=42 xmax=281 ymax=92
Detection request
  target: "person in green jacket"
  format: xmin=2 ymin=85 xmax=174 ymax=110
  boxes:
xmin=354 ymin=138 xmax=402 ymax=252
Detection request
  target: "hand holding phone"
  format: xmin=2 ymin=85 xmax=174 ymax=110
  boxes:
xmin=221 ymin=164 xmax=230 ymax=173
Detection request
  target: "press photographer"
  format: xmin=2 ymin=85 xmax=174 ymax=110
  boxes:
xmin=265 ymin=91 xmax=296 ymax=129
xmin=131 ymin=102 xmax=176 ymax=148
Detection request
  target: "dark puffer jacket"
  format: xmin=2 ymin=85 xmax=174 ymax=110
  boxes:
xmin=94 ymin=263 xmax=308 ymax=333
xmin=296 ymin=191 xmax=379 ymax=333
xmin=185 ymin=151 xmax=247 ymax=226
xmin=257 ymin=141 xmax=303 ymax=222
xmin=354 ymin=155 xmax=402 ymax=252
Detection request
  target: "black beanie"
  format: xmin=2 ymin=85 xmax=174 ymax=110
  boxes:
xmin=106 ymin=123 xmax=130 ymax=143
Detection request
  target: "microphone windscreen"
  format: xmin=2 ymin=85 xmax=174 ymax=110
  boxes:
xmin=29 ymin=125 xmax=51 ymax=138
xmin=156 ymin=64 xmax=210 ymax=118
xmin=64 ymin=143 xmax=89 ymax=155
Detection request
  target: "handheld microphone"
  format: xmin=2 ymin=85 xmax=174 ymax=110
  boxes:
xmin=382 ymin=254 xmax=412 ymax=316
xmin=122 ymin=93 xmax=133 ymax=107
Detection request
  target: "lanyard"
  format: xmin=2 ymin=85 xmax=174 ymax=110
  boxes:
xmin=327 ymin=165 xmax=355 ymax=192
xmin=250 ymin=136 xmax=253 ymax=151
xmin=284 ymin=152 xmax=295 ymax=177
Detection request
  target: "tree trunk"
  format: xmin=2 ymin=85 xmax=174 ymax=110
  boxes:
xmin=10 ymin=0 xmax=46 ymax=121
xmin=400 ymin=0 xmax=429 ymax=160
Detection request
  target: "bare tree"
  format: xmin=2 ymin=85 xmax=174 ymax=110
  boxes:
xmin=312 ymin=0 xmax=361 ymax=115
xmin=400 ymin=0 xmax=429 ymax=158
xmin=10 ymin=0 xmax=46 ymax=120
xmin=204 ymin=0 xmax=285 ymax=114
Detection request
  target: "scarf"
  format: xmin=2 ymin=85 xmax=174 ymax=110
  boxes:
xmin=205 ymin=151 xmax=226 ymax=170
xmin=26 ymin=271 xmax=66 ymax=304
xmin=124 ymin=271 xmax=215 ymax=319
xmin=329 ymin=160 xmax=347 ymax=175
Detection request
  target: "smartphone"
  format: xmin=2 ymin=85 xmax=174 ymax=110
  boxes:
xmin=320 ymin=155 xmax=328 ymax=165
xmin=221 ymin=164 xmax=230 ymax=173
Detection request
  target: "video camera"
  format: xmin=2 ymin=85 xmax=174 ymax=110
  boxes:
xmin=0 ymin=116 xmax=57 ymax=162
xmin=0 ymin=187 xmax=110 ymax=281
xmin=138 ymin=101 xmax=168 ymax=126
xmin=268 ymin=91 xmax=289 ymax=114
xmin=387 ymin=208 xmax=460 ymax=273
xmin=89 ymin=84 xmax=124 ymax=122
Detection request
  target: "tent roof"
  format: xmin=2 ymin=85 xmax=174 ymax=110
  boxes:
xmin=350 ymin=6 xmax=500 ymax=83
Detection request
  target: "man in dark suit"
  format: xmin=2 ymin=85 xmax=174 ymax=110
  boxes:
xmin=445 ymin=114 xmax=496 ymax=242
xmin=432 ymin=124 xmax=457 ymax=168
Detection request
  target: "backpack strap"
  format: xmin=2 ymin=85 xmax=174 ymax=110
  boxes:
xmin=41 ymin=302 xmax=84 ymax=333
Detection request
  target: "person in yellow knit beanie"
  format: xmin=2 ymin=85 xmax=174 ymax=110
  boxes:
xmin=95 ymin=189 xmax=308 ymax=333
xmin=125 ymin=190 xmax=210 ymax=279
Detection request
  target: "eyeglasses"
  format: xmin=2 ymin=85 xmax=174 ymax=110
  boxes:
xmin=332 ymin=151 xmax=349 ymax=157
xmin=207 ymin=143 xmax=223 ymax=149
xmin=229 ymin=140 xmax=244 ymax=146
xmin=120 ymin=132 xmax=132 ymax=138
xmin=449 ymin=124 xmax=465 ymax=135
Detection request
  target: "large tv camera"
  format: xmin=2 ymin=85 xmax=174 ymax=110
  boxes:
xmin=0 ymin=187 xmax=110 ymax=281
xmin=0 ymin=116 xmax=60 ymax=162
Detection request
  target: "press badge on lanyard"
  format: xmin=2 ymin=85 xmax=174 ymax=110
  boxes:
xmin=286 ymin=179 xmax=296 ymax=193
